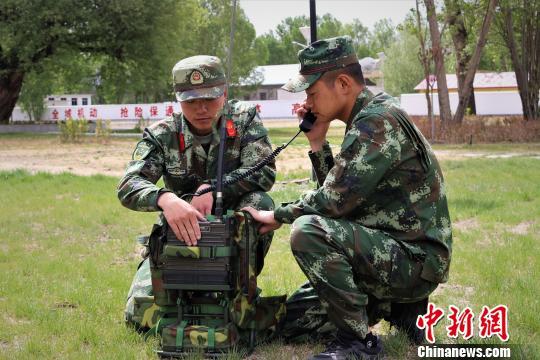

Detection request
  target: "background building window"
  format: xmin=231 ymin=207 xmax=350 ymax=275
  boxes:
xmin=71 ymin=98 xmax=78 ymax=106
xmin=82 ymin=98 xmax=88 ymax=106
xmin=259 ymin=92 xmax=266 ymax=100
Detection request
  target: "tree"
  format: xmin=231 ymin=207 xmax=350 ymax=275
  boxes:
xmin=413 ymin=1 xmax=436 ymax=135
xmin=383 ymin=29 xmax=425 ymax=96
xmin=254 ymin=15 xmax=389 ymax=65
xmin=342 ymin=19 xmax=372 ymax=59
xmin=499 ymin=0 xmax=540 ymax=120
xmin=445 ymin=0 xmax=499 ymax=123
xmin=370 ymin=19 xmax=398 ymax=55
xmin=423 ymin=0 xmax=453 ymax=123
xmin=0 ymin=0 xmax=179 ymax=123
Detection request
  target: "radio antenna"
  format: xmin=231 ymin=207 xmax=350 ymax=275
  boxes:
xmin=215 ymin=0 xmax=238 ymax=221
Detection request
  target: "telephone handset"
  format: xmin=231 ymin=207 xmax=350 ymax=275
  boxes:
xmin=299 ymin=110 xmax=317 ymax=133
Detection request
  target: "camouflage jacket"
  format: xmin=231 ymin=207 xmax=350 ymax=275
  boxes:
xmin=117 ymin=100 xmax=276 ymax=211
xmin=274 ymin=89 xmax=452 ymax=283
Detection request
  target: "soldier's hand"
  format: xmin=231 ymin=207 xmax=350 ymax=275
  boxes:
xmin=157 ymin=192 xmax=205 ymax=245
xmin=191 ymin=184 xmax=213 ymax=216
xmin=242 ymin=207 xmax=282 ymax=234
xmin=295 ymin=101 xmax=330 ymax=152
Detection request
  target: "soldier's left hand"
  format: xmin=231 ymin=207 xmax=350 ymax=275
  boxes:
xmin=191 ymin=184 xmax=213 ymax=215
xmin=242 ymin=207 xmax=282 ymax=234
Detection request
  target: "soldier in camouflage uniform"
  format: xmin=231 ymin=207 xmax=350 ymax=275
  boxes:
xmin=118 ymin=55 xmax=276 ymax=327
xmin=244 ymin=36 xmax=452 ymax=359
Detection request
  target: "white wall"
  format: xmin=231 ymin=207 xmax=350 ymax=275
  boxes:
xmin=11 ymin=99 xmax=301 ymax=122
xmin=474 ymin=91 xmax=523 ymax=115
xmin=12 ymin=102 xmax=180 ymax=122
xmin=12 ymin=91 xmax=527 ymax=122
xmin=400 ymin=93 xmax=460 ymax=115
xmin=400 ymin=91 xmax=524 ymax=116
xmin=245 ymin=99 xmax=304 ymax=118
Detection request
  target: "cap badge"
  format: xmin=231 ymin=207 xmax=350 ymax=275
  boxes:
xmin=190 ymin=70 xmax=204 ymax=85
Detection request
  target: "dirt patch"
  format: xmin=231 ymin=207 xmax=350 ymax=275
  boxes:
xmin=0 ymin=137 xmax=134 ymax=177
xmin=453 ymin=218 xmax=480 ymax=232
xmin=3 ymin=314 xmax=31 ymax=326
xmin=432 ymin=283 xmax=475 ymax=308
xmin=1 ymin=135 xmax=539 ymax=177
xmin=509 ymin=221 xmax=534 ymax=235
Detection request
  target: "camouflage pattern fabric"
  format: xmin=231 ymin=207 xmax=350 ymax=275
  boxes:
xmin=125 ymin=259 xmax=160 ymax=329
xmin=117 ymin=100 xmax=275 ymax=213
xmin=172 ymin=55 xmax=226 ymax=101
xmin=282 ymin=36 xmax=359 ymax=93
xmin=274 ymin=88 xmax=452 ymax=340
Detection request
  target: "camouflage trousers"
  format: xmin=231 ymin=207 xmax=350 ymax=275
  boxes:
xmin=282 ymin=215 xmax=437 ymax=340
xmin=124 ymin=191 xmax=275 ymax=326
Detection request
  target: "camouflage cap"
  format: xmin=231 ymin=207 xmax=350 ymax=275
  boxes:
xmin=282 ymin=36 xmax=359 ymax=93
xmin=172 ymin=55 xmax=226 ymax=101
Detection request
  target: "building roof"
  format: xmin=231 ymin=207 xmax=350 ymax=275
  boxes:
xmin=414 ymin=72 xmax=517 ymax=91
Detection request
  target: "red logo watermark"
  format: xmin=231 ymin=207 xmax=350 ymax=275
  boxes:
xmin=416 ymin=304 xmax=509 ymax=343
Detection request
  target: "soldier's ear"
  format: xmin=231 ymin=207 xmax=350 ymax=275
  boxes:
xmin=336 ymin=74 xmax=353 ymax=94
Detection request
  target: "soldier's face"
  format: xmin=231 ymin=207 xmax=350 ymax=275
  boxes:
xmin=304 ymin=78 xmax=343 ymax=122
xmin=181 ymin=95 xmax=226 ymax=135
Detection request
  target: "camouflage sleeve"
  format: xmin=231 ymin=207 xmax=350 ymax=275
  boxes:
xmin=274 ymin=114 xmax=400 ymax=224
xmin=220 ymin=115 xmax=276 ymax=199
xmin=308 ymin=141 xmax=334 ymax=187
xmin=117 ymin=130 xmax=168 ymax=211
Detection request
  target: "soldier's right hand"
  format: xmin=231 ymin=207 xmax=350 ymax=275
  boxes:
xmin=295 ymin=101 xmax=330 ymax=152
xmin=157 ymin=192 xmax=205 ymax=245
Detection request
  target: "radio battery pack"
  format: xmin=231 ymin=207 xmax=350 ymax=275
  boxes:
xmin=161 ymin=212 xmax=237 ymax=292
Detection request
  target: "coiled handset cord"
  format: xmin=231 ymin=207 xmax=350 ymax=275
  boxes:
xmin=181 ymin=129 xmax=303 ymax=200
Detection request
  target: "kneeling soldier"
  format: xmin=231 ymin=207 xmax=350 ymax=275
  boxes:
xmin=118 ymin=55 xmax=276 ymax=327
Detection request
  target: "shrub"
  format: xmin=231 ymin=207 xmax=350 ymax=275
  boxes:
xmin=134 ymin=117 xmax=150 ymax=133
xmin=95 ymin=119 xmax=112 ymax=143
xmin=58 ymin=118 xmax=89 ymax=142
xmin=411 ymin=116 xmax=540 ymax=144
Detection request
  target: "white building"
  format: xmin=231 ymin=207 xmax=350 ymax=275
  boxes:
xmin=45 ymin=94 xmax=93 ymax=107
xmin=401 ymin=72 xmax=525 ymax=116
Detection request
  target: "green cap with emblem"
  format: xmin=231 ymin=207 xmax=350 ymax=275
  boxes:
xmin=282 ymin=35 xmax=359 ymax=93
xmin=172 ymin=55 xmax=226 ymax=101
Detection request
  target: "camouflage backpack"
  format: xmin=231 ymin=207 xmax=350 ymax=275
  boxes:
xmin=126 ymin=211 xmax=286 ymax=355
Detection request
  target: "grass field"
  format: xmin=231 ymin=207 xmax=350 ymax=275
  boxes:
xmin=0 ymin=133 xmax=539 ymax=359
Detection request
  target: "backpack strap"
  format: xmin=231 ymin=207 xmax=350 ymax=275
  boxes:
xmin=175 ymin=320 xmax=188 ymax=349
xmin=207 ymin=327 xmax=216 ymax=350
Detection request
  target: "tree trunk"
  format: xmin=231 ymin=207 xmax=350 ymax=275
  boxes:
xmin=501 ymin=1 xmax=540 ymax=120
xmin=445 ymin=0 xmax=476 ymax=115
xmin=424 ymin=0 xmax=453 ymax=124
xmin=0 ymin=70 xmax=25 ymax=124
xmin=452 ymin=0 xmax=498 ymax=123
xmin=415 ymin=0 xmax=435 ymax=139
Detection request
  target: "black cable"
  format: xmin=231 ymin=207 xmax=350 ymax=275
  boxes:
xmin=181 ymin=129 xmax=302 ymax=200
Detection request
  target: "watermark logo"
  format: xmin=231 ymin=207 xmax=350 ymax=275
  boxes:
xmin=416 ymin=303 xmax=509 ymax=343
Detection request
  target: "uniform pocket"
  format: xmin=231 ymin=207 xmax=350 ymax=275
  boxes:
xmin=388 ymin=242 xmax=425 ymax=289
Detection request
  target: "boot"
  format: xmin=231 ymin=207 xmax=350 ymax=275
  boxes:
xmin=387 ymin=298 xmax=428 ymax=345
xmin=309 ymin=330 xmax=382 ymax=360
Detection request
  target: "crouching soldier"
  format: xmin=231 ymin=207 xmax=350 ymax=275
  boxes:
xmin=117 ymin=55 xmax=277 ymax=331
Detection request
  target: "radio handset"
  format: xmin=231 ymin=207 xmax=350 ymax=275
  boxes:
xmin=299 ymin=110 xmax=317 ymax=133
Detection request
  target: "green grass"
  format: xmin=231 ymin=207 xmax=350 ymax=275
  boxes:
xmin=1 ymin=152 xmax=539 ymax=358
